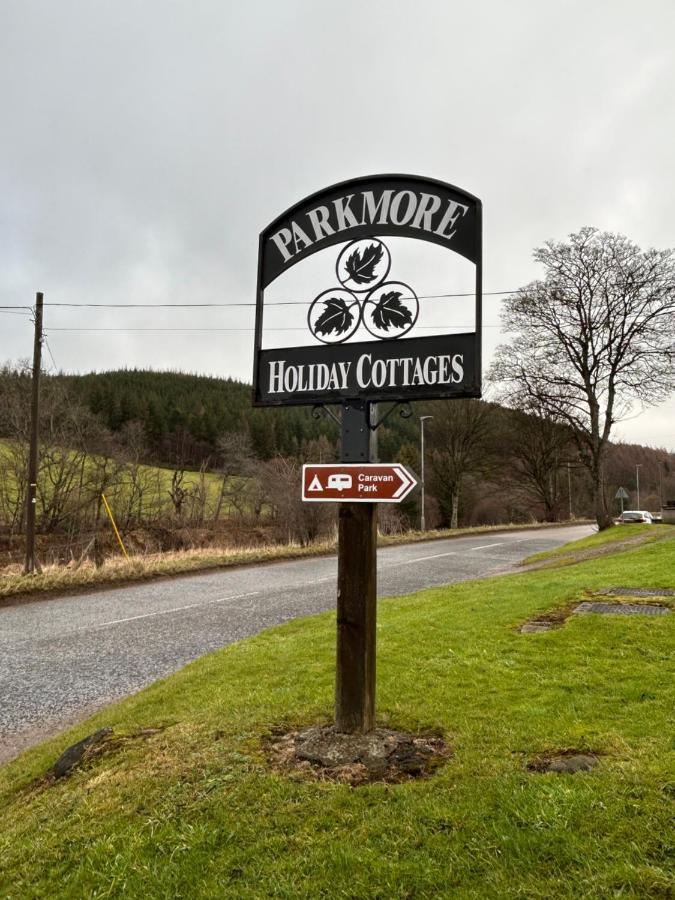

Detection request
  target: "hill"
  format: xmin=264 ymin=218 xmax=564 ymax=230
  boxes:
xmin=63 ymin=368 xmax=345 ymax=464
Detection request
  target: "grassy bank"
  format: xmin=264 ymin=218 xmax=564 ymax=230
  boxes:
xmin=0 ymin=520 xmax=590 ymax=604
xmin=522 ymin=522 xmax=673 ymax=566
xmin=1 ymin=529 xmax=673 ymax=897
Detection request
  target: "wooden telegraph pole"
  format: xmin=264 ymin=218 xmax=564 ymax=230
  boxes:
xmin=335 ymin=401 xmax=377 ymax=733
xmin=24 ymin=292 xmax=43 ymax=575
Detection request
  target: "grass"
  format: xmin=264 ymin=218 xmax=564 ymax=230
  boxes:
xmin=0 ymin=520 xmax=589 ymax=603
xmin=522 ymin=523 xmax=674 ymax=566
xmin=1 ymin=530 xmax=673 ymax=897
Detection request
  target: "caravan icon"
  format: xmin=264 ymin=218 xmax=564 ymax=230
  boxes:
xmin=327 ymin=474 xmax=352 ymax=491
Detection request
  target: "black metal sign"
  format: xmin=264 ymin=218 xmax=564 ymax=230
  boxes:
xmin=254 ymin=173 xmax=481 ymax=407
xmin=258 ymin=333 xmax=476 ymax=405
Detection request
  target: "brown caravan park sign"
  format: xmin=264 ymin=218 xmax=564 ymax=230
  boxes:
xmin=302 ymin=463 xmax=417 ymax=503
xmin=253 ymin=174 xmax=482 ymax=406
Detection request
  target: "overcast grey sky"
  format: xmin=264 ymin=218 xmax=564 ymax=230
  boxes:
xmin=2 ymin=0 xmax=674 ymax=449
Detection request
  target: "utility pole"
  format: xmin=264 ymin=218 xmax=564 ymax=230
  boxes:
xmin=24 ymin=292 xmax=43 ymax=575
xmin=636 ymin=463 xmax=642 ymax=509
xmin=567 ymin=462 xmax=573 ymax=520
xmin=420 ymin=415 xmax=433 ymax=530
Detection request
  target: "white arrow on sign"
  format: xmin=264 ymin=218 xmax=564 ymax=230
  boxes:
xmin=392 ymin=464 xmax=417 ymax=499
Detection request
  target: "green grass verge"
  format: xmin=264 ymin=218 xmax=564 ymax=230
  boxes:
xmin=1 ymin=533 xmax=673 ymax=898
xmin=522 ymin=523 xmax=674 ymax=566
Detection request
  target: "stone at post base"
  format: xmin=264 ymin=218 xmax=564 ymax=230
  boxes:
xmin=266 ymin=724 xmax=451 ymax=786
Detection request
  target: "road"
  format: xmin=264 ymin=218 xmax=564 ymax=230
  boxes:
xmin=0 ymin=524 xmax=592 ymax=762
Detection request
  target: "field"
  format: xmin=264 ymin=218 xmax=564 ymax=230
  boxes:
xmin=0 ymin=528 xmax=673 ymax=897
xmin=0 ymin=438 xmax=240 ymax=520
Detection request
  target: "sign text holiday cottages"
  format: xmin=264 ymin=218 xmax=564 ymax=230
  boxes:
xmin=268 ymin=346 xmax=466 ymax=396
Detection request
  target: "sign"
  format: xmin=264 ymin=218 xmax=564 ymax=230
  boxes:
xmin=253 ymin=174 xmax=482 ymax=407
xmin=302 ymin=463 xmax=417 ymax=503
xmin=251 ymin=173 xmax=484 ymax=737
xmin=615 ymin=487 xmax=629 ymax=500
xmin=259 ymin=334 xmax=475 ymax=406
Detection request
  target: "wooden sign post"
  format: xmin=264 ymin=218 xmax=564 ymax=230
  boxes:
xmin=336 ymin=499 xmax=377 ymax=732
xmin=336 ymin=401 xmax=377 ymax=732
xmin=252 ymin=175 xmax=482 ymax=735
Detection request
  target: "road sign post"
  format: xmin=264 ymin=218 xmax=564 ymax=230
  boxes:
xmin=615 ymin=486 xmax=629 ymax=515
xmin=336 ymin=498 xmax=377 ymax=732
xmin=253 ymin=174 xmax=482 ymax=734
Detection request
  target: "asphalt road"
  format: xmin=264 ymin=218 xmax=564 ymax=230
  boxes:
xmin=0 ymin=524 xmax=592 ymax=762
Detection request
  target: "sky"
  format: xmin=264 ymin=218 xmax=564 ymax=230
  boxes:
xmin=2 ymin=0 xmax=674 ymax=449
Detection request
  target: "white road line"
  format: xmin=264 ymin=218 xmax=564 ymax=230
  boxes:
xmin=463 ymin=542 xmax=508 ymax=551
xmin=91 ymin=591 xmax=262 ymax=631
xmin=401 ymin=542 xmax=507 ymax=565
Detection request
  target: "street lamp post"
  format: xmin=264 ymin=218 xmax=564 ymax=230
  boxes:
xmin=636 ymin=464 xmax=642 ymax=509
xmin=420 ymin=415 xmax=433 ymax=531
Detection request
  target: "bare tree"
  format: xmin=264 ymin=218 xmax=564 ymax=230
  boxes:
xmin=114 ymin=421 xmax=161 ymax=527
xmin=427 ymin=399 xmax=495 ymax=528
xmin=168 ymin=468 xmax=190 ymax=518
xmin=262 ymin=455 xmax=335 ymax=545
xmin=490 ymin=227 xmax=675 ymax=529
xmin=504 ymin=406 xmax=574 ymax=521
xmin=213 ymin=432 xmax=255 ymax=523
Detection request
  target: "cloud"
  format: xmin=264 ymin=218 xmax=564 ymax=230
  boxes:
xmin=2 ymin=0 xmax=674 ymax=447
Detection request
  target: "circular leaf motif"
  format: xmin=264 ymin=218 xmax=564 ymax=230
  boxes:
xmin=336 ymin=239 xmax=391 ymax=293
xmin=363 ymin=282 xmax=419 ymax=340
xmin=307 ymin=288 xmax=362 ymax=344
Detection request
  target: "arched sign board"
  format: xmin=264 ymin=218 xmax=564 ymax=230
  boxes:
xmin=253 ymin=174 xmax=482 ymax=407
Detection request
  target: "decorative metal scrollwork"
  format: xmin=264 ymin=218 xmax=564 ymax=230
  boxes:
xmin=311 ymin=404 xmax=341 ymax=426
xmin=369 ymin=401 xmax=413 ymax=431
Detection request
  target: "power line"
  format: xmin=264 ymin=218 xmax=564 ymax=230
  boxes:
xmin=10 ymin=279 xmax=664 ymax=311
xmin=41 ymin=290 xmax=515 ymax=308
xmin=44 ymin=336 xmax=59 ymax=371
xmin=47 ymin=324 xmax=501 ymax=333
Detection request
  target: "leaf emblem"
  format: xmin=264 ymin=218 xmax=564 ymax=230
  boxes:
xmin=371 ymin=292 xmax=413 ymax=331
xmin=314 ymin=296 xmax=355 ymax=336
xmin=345 ymin=243 xmax=384 ymax=284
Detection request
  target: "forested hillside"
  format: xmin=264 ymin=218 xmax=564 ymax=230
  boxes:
xmin=1 ymin=366 xmax=673 ymax=556
xmin=63 ymin=369 xmax=342 ymax=464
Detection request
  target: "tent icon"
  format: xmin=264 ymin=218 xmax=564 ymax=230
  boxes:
xmin=307 ymin=475 xmax=324 ymax=492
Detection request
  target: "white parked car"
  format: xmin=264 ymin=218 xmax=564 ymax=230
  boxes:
xmin=618 ymin=510 xmax=654 ymax=524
